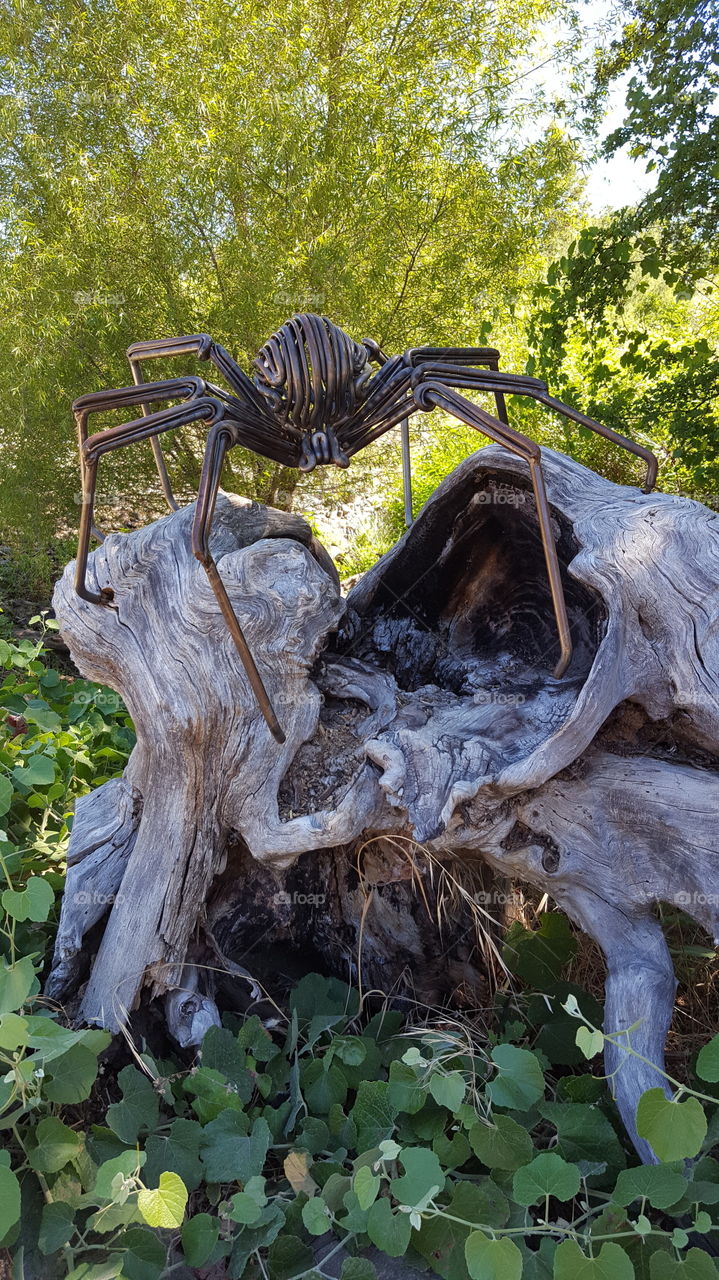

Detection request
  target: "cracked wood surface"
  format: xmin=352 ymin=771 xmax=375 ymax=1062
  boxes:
xmin=48 ymin=447 xmax=719 ymax=1161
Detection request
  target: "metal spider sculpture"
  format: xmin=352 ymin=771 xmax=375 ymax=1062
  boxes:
xmin=74 ymin=313 xmax=658 ymax=742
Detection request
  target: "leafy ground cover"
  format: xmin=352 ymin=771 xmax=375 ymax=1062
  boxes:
xmin=1 ymin=623 xmax=718 ymax=1279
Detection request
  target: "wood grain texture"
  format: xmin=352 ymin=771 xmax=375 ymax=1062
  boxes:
xmin=48 ymin=449 xmax=719 ymax=1160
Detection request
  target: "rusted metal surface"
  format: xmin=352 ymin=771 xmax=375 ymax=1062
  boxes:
xmin=73 ymin=313 xmax=658 ymax=740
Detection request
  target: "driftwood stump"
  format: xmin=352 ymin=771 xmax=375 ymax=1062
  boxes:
xmin=47 ymin=448 xmax=719 ymax=1162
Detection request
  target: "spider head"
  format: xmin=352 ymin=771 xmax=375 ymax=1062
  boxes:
xmin=252 ymin=314 xmax=372 ymax=440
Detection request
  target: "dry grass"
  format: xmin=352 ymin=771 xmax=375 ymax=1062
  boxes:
xmin=390 ymin=845 xmax=718 ymax=1085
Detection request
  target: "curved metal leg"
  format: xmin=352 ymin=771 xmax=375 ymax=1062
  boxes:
xmin=414 ymin=380 xmax=573 ymax=679
xmin=74 ymin=386 xmax=219 ymax=607
xmin=74 ymin=377 xmax=206 ymax=542
xmin=126 ymin=335 xmax=271 ymax=511
xmin=411 ymin=362 xmax=657 ymax=492
xmin=405 ymin=345 xmax=509 ymax=425
xmin=191 ymin=425 xmax=286 ymax=744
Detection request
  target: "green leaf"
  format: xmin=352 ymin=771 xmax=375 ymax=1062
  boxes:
xmin=338 ymin=1190 xmax=369 ymax=1234
xmin=93 ymin=1150 xmax=146 ymax=1202
xmin=28 ymin=1116 xmax=83 ymax=1173
xmin=488 ymin=1044 xmax=545 ymax=1110
xmin=238 ymin=1014 xmax=279 ymax=1062
xmin=334 ymin=1036 xmax=368 ymax=1066
xmin=181 ymin=1213 xmax=220 ymax=1267
xmin=354 ymin=1165 xmax=381 ymax=1210
xmin=387 ymin=1060 xmax=426 ymax=1114
xmin=576 ymin=1026 xmax=604 ymax=1060
xmin=540 ymin=1103 xmax=626 ymax=1172
xmin=351 ymin=1080 xmax=399 ymax=1150
xmin=290 ymin=973 xmax=358 ymax=1022
xmin=201 ymin=1026 xmax=254 ymax=1100
xmin=613 ymin=1164 xmax=688 ymax=1210
xmin=465 ymin=1231 xmax=523 ymax=1280
xmin=0 ymin=1012 xmax=28 ymax=1050
xmin=143 ymin=1118 xmax=204 ymax=1192
xmin=183 ymin=1065 xmax=247 ymax=1123
xmin=137 ymin=1171 xmax=187 ymax=1228
xmin=226 ymin=1194 xmax=260 ymax=1225
xmin=2 ymin=870 xmax=54 ymax=921
xmin=106 ymin=1066 xmax=160 ymax=1144
xmin=38 ymin=1201 xmax=76 ymax=1255
xmin=64 ymin=1258 xmax=125 ymax=1279
xmin=554 ymin=1240 xmax=635 ymax=1279
xmin=43 ymin=1041 xmax=104 ymax=1103
xmin=636 ymin=1090 xmax=707 ymax=1161
xmin=696 ymin=1035 xmax=719 ymax=1083
xmin=118 ymin=1226 xmax=167 ymax=1280
xmin=25 ymin=705 xmax=61 ymax=731
xmin=228 ymin=1179 xmax=267 ymax=1224
xmin=432 ymin=1130 xmax=472 ymax=1170
xmin=412 ymin=1178 xmax=508 ymax=1274
xmin=429 ymin=1071 xmax=465 ymax=1112
xmin=503 ymin=912 xmax=578 ymax=989
xmin=301 ymin=1197 xmax=331 ymax=1236
xmin=267 ymin=1233 xmax=314 ymax=1280
xmin=24 ymin=1018 xmax=107 ymax=1063
xmin=200 ymin=1112 xmax=271 ymax=1183
xmin=0 ymin=776 xmax=13 ymax=817
xmin=15 ymin=754 xmax=56 ymax=786
xmin=520 ymin=1237 xmax=556 ymax=1279
xmin=468 ymin=1115 xmax=534 ymax=1170
xmin=296 ymin=1116 xmax=330 ymax=1154
xmin=649 ymin=1247 xmax=719 ymax=1278
xmin=390 ymin=1147 xmax=445 ymax=1208
xmin=0 ymin=954 xmax=35 ymax=1014
xmin=0 ymin=1165 xmax=21 ymax=1240
xmin=366 ymin=1196 xmax=412 ymax=1257
xmin=513 ymin=1152 xmax=580 ymax=1206
xmin=340 ymin=1260 xmax=378 ymax=1280
xmin=302 ymin=1058 xmax=348 ymax=1114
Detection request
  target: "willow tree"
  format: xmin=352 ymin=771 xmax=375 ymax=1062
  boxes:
xmin=0 ymin=0 xmax=583 ymax=573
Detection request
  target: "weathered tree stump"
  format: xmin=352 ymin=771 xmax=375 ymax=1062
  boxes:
xmin=47 ymin=448 xmax=719 ymax=1162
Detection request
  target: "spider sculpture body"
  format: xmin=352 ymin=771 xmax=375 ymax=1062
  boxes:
xmin=73 ymin=313 xmax=658 ymax=742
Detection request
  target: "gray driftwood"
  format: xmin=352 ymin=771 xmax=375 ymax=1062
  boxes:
xmin=48 ymin=447 xmax=719 ymax=1162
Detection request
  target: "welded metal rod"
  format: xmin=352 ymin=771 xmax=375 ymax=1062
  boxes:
xmin=400 ymin=417 xmax=413 ymax=527
xmin=73 ymin=314 xmax=659 ymax=737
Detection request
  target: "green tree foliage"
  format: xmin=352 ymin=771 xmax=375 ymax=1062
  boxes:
xmin=0 ymin=0 xmax=583 ymax=569
xmin=597 ymin=0 xmax=719 ymax=285
xmin=528 ymin=0 xmax=719 ymax=495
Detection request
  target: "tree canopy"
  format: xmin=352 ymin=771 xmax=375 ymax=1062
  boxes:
xmin=527 ymin=0 xmax=719 ymax=495
xmin=0 ymin=0 xmax=583 ymax=566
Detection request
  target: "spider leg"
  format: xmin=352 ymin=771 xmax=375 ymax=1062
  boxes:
xmin=74 ymin=373 xmax=205 ymax=524
xmin=412 ymin=362 xmax=658 ymax=492
xmin=356 ymin=343 xmax=510 ymax=522
xmin=413 ymin=379 xmax=573 ymax=679
xmin=126 ymin=334 xmax=272 ymax=511
xmin=74 ymin=380 xmax=221 ymax=609
xmin=360 ymin=344 xmax=418 ymax=523
xmin=191 ymin=424 xmax=286 ymax=744
xmin=404 ymin=345 xmax=510 ymax=425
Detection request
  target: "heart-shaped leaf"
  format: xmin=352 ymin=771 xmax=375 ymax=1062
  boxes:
xmin=2 ymin=876 xmax=54 ymax=922
xmin=137 ymin=1171 xmax=187 ymax=1228
xmin=636 ymin=1089 xmax=707 ymax=1161
xmin=465 ymin=1231 xmax=522 ymax=1280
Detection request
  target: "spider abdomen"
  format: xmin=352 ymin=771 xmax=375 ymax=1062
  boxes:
xmin=253 ymin=313 xmax=372 ymax=434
